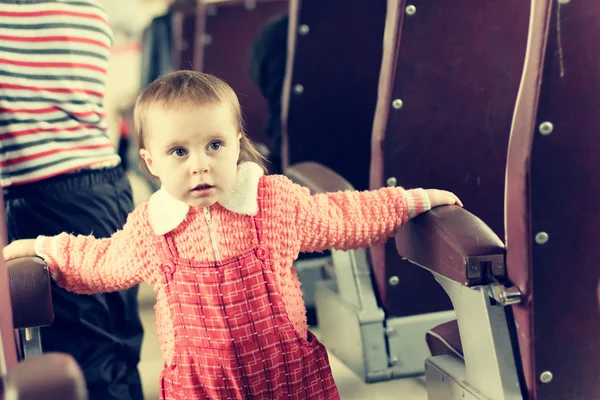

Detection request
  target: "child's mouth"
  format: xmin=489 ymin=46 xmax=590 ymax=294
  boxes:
xmin=191 ymin=185 xmax=215 ymax=197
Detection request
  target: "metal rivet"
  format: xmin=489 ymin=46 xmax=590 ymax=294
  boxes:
xmin=470 ymin=264 xmax=479 ymax=271
xmin=495 ymin=263 xmax=503 ymax=270
xmin=392 ymin=99 xmax=403 ymax=109
xmin=202 ymin=34 xmax=213 ymax=46
xmin=535 ymin=232 xmax=549 ymax=245
xmin=293 ymin=84 xmax=304 ymax=95
xmin=389 ymin=356 xmax=398 ymax=366
xmin=539 ymin=122 xmax=553 ymax=135
xmin=558 ymin=0 xmax=570 ymax=4
xmin=298 ymin=24 xmax=310 ymax=35
xmin=386 ymin=177 xmax=397 ymax=187
xmin=389 ymin=276 xmax=399 ymax=286
xmin=405 ymin=5 xmax=416 ymax=15
xmin=540 ymin=371 xmax=553 ymax=383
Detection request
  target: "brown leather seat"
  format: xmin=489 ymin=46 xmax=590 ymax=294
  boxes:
xmin=426 ymin=320 xmax=463 ymax=359
xmin=2 ymin=353 xmax=88 ymax=400
xmin=396 ymin=0 xmax=600 ymax=398
xmin=280 ymin=0 xmax=529 ymax=384
xmin=281 ymin=0 xmax=386 ymax=190
xmin=368 ymin=0 xmax=529 ymax=320
xmin=280 ymin=0 xmax=389 ymax=347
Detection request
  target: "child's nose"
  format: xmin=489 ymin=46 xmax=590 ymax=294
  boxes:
xmin=190 ymin=154 xmax=210 ymax=174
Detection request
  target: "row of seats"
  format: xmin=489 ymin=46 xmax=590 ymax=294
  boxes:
xmin=282 ymin=0 xmax=528 ymax=384
xmin=168 ymin=0 xmax=288 ymax=150
xmin=279 ymin=0 xmax=598 ymax=399
xmin=165 ymin=1 xmax=599 ymax=397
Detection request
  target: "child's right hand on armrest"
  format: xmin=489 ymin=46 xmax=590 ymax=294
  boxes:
xmin=425 ymin=189 xmax=463 ymax=208
xmin=3 ymin=239 xmax=37 ymax=262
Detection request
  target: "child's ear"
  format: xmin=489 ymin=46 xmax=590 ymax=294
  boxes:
xmin=139 ymin=149 xmax=159 ymax=177
xmin=237 ymin=132 xmax=243 ymax=153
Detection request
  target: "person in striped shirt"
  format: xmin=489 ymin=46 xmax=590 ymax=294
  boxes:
xmin=0 ymin=1 xmax=144 ymax=399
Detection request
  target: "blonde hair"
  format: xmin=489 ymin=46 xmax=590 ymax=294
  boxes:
xmin=133 ymin=70 xmax=267 ymax=173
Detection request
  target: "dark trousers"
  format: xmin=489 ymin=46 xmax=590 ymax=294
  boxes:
xmin=4 ymin=166 xmax=145 ymax=400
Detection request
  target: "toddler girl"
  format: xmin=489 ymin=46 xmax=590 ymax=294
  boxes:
xmin=4 ymin=71 xmax=461 ymax=400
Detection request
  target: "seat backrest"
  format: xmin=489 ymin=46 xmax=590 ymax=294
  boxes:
xmin=281 ymin=0 xmax=387 ymax=190
xmin=171 ymin=5 xmax=207 ymax=73
xmin=369 ymin=0 xmax=529 ymax=317
xmin=171 ymin=1 xmax=288 ymax=147
xmin=505 ymin=0 xmax=600 ymax=398
xmin=201 ymin=0 xmax=288 ymax=147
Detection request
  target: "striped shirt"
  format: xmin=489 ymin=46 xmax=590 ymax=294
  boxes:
xmin=0 ymin=0 xmax=120 ymax=187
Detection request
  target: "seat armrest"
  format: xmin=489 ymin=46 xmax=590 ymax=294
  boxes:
xmin=285 ymin=162 xmax=355 ymax=194
xmin=4 ymin=353 xmax=87 ymax=400
xmin=8 ymin=257 xmax=54 ymax=329
xmin=395 ymin=205 xmax=506 ymax=286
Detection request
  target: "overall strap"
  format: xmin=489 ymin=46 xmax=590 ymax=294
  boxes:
xmin=155 ymin=231 xmax=178 ymax=262
xmin=252 ymin=180 xmax=266 ymax=245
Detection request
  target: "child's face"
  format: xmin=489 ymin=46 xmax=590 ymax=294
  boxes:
xmin=140 ymin=102 xmax=242 ymax=208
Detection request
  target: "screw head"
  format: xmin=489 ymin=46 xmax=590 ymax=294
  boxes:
xmin=539 ymin=122 xmax=554 ymax=135
xmin=392 ymin=99 xmax=404 ymax=109
xmin=386 ymin=177 xmax=397 ymax=187
xmin=540 ymin=371 xmax=553 ymax=383
xmin=389 ymin=276 xmax=399 ymax=286
xmin=293 ymin=84 xmax=304 ymax=95
xmin=405 ymin=5 xmax=416 ymax=15
xmin=535 ymin=232 xmax=549 ymax=245
xmin=298 ymin=24 xmax=310 ymax=35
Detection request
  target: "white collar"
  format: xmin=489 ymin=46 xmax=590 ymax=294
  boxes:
xmin=147 ymin=162 xmax=264 ymax=235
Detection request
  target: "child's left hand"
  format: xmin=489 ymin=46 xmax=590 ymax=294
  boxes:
xmin=426 ymin=189 xmax=463 ymax=208
xmin=3 ymin=239 xmax=37 ymax=262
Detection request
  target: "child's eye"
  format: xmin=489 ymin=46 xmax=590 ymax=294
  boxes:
xmin=170 ymin=148 xmax=188 ymax=158
xmin=208 ymin=141 xmax=223 ymax=152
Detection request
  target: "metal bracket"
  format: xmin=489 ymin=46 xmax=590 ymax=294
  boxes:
xmin=466 ymin=254 xmax=507 ymax=284
xmin=20 ymin=327 xmax=42 ymax=358
xmin=486 ymin=283 xmax=522 ymax=306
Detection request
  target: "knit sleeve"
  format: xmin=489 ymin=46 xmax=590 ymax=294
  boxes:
xmin=34 ymin=205 xmax=151 ymax=294
xmin=283 ymin=179 xmax=431 ymax=253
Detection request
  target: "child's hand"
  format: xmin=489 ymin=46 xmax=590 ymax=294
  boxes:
xmin=426 ymin=189 xmax=463 ymax=208
xmin=3 ymin=239 xmax=37 ymax=262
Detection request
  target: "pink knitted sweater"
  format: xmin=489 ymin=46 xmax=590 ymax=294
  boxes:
xmin=35 ymin=163 xmax=430 ymax=365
